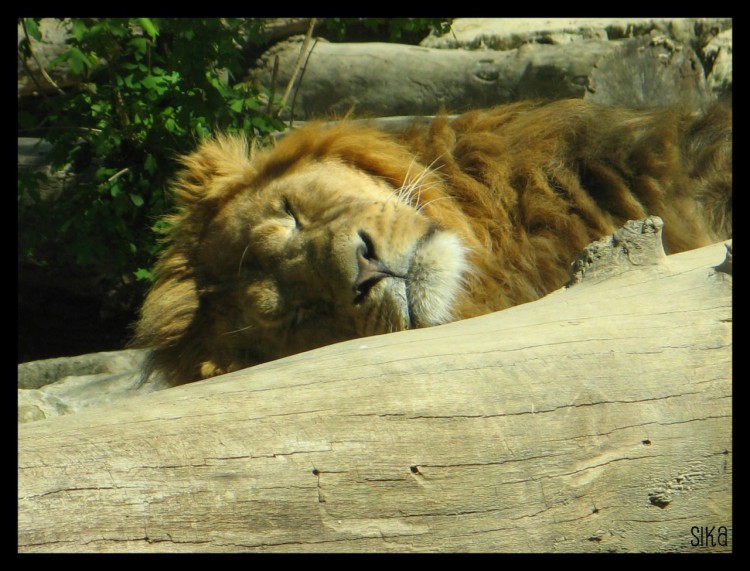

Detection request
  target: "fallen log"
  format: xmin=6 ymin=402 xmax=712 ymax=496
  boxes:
xmin=251 ymin=33 xmax=721 ymax=121
xmin=251 ymin=39 xmax=619 ymax=119
xmin=18 ymin=221 xmax=732 ymax=553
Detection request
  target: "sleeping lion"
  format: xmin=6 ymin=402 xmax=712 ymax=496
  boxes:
xmin=134 ymin=98 xmax=732 ymax=385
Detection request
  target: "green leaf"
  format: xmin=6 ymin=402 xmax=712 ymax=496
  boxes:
xmin=166 ymin=71 xmax=181 ymax=85
xmin=47 ymin=52 xmax=68 ymax=71
xmin=96 ymin=167 xmax=117 ymax=180
xmin=144 ymin=153 xmax=157 ymax=174
xmin=70 ymin=19 xmax=89 ymax=42
xmin=134 ymin=267 xmax=155 ymax=281
xmin=106 ymin=21 xmax=130 ymax=39
xmin=23 ymin=18 xmax=42 ymax=41
xmin=66 ymin=47 xmax=94 ymax=76
xmin=129 ymin=36 xmax=149 ymax=58
xmin=138 ymin=18 xmax=159 ymax=40
xmin=122 ymin=73 xmax=136 ymax=88
xmin=140 ymin=74 xmax=163 ymax=90
xmin=229 ymin=98 xmax=243 ymax=113
xmin=130 ymin=193 xmax=145 ymax=207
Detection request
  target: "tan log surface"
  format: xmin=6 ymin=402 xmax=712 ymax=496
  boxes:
xmin=18 ymin=239 xmax=732 ymax=553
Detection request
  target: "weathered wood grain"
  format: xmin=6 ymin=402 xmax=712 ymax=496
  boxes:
xmin=18 ymin=238 xmax=732 ymax=553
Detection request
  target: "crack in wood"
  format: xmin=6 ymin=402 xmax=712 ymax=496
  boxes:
xmin=22 ymin=486 xmax=120 ymax=500
xmin=343 ymin=391 xmax=707 ymax=422
xmin=420 ymin=453 xmax=561 ymax=471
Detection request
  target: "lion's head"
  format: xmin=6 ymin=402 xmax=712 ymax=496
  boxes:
xmin=135 ymin=99 xmax=731 ymax=385
xmin=134 ymin=122 xmax=494 ymax=384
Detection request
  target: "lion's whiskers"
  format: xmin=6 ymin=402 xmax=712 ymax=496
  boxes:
xmin=392 ymin=157 xmax=422 ymax=206
xmin=416 ymin=195 xmax=454 ymax=212
xmin=394 ymin=154 xmax=446 ymax=209
xmin=238 ymin=244 xmax=250 ymax=276
xmin=222 ymin=324 xmax=255 ymax=336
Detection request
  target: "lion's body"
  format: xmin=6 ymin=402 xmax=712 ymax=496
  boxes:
xmin=134 ymin=99 xmax=731 ymax=384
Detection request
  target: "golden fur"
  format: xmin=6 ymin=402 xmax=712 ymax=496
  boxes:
xmin=134 ymin=98 xmax=732 ymax=384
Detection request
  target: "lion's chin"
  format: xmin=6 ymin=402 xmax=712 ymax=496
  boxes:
xmin=406 ymin=230 xmax=469 ymax=328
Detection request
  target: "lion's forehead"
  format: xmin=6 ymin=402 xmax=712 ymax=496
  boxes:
xmin=278 ymin=159 xmax=392 ymax=198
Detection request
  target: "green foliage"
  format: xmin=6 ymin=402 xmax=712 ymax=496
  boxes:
xmin=323 ymin=18 xmax=452 ymax=41
xmin=18 ymin=18 xmax=285 ymax=284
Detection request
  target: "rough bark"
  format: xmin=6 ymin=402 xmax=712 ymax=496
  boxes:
xmin=251 ymin=32 xmax=728 ymax=121
xmin=18 ymin=224 xmax=732 ymax=553
xmin=252 ymin=39 xmax=620 ymax=120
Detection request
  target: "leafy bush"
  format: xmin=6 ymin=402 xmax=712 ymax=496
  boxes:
xmin=18 ymin=17 xmax=285 ymax=284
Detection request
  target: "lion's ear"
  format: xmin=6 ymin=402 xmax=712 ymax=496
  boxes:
xmin=172 ymin=134 xmax=257 ymax=205
xmin=134 ymin=269 xmax=199 ymax=351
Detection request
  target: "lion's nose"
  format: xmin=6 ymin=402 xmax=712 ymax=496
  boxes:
xmin=353 ymin=230 xmax=400 ymax=299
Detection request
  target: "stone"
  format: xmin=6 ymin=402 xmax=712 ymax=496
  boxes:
xmin=703 ymin=29 xmax=733 ymax=97
xmin=421 ymin=17 xmax=732 ymax=51
xmin=18 ymin=349 xmax=169 ymax=424
xmin=18 ymin=348 xmax=149 ymax=390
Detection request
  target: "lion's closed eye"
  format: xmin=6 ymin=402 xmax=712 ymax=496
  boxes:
xmin=282 ymin=196 xmax=301 ymax=228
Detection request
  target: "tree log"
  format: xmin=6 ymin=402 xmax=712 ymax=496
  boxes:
xmin=18 ymin=227 xmax=732 ymax=553
xmin=251 ymin=39 xmax=619 ymax=119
